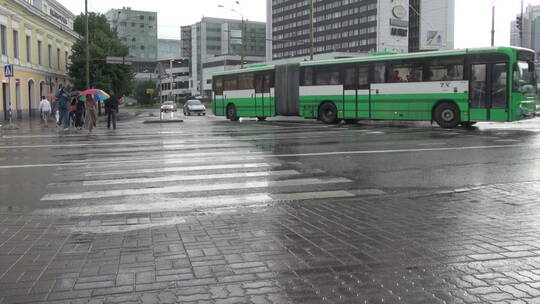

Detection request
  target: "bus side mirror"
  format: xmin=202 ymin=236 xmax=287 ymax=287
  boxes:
xmin=529 ymin=62 xmax=535 ymax=73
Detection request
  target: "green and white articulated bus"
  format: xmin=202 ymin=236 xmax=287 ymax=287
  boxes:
xmin=212 ymin=46 xmax=538 ymax=128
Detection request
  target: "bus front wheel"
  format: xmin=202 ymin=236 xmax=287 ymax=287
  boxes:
xmin=227 ymin=104 xmax=239 ymax=122
xmin=319 ymin=102 xmax=339 ymax=124
xmin=434 ymin=102 xmax=460 ymax=128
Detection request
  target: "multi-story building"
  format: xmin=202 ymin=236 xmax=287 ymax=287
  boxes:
xmin=157 ymin=58 xmax=190 ymax=102
xmin=181 ymin=17 xmax=266 ymax=97
xmin=158 ymin=39 xmax=181 ymax=60
xmin=105 ymin=7 xmax=158 ymax=62
xmin=510 ymin=5 xmax=540 ymax=56
xmin=267 ymin=0 xmax=455 ymax=61
xmin=0 ymin=0 xmax=78 ymax=120
xmin=180 ymin=26 xmax=192 ymax=58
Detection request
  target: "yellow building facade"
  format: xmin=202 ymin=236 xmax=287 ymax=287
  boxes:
xmin=0 ymin=0 xmax=78 ymax=120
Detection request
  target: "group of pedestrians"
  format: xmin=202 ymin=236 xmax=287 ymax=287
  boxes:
xmin=38 ymin=89 xmax=120 ymax=135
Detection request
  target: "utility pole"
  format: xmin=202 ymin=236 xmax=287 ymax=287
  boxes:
xmin=85 ymin=0 xmax=90 ymax=89
xmin=309 ymin=0 xmax=314 ymax=60
xmin=491 ymin=4 xmax=495 ymax=47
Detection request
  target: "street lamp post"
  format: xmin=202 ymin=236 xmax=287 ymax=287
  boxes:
xmin=218 ymin=2 xmax=245 ymax=69
xmin=491 ymin=3 xmax=495 ymax=47
xmin=310 ymin=0 xmax=314 ymax=60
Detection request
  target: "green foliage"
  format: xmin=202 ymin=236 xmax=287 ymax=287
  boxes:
xmin=134 ymin=80 xmax=157 ymax=105
xmin=69 ymin=13 xmax=134 ymax=96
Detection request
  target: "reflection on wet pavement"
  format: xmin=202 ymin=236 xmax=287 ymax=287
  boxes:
xmin=3 ymin=112 xmax=540 ymax=303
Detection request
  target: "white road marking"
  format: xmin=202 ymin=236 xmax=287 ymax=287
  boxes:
xmin=36 ymin=189 xmax=379 ymax=216
xmin=36 ymin=194 xmax=274 ymax=215
xmin=80 ymin=170 xmax=301 ymax=186
xmin=1 ymin=144 xmax=529 ymax=169
xmin=271 ymin=190 xmax=355 ymax=201
xmin=83 ymin=163 xmax=280 ymax=177
xmin=40 ymin=177 xmax=352 ymax=201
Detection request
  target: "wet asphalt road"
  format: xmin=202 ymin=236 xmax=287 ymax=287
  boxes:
xmin=3 ymin=110 xmax=540 ymax=303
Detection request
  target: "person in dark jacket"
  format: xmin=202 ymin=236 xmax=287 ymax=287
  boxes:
xmin=75 ymin=98 xmax=85 ymax=129
xmin=104 ymin=91 xmax=119 ymax=129
xmin=56 ymin=87 xmax=70 ymax=130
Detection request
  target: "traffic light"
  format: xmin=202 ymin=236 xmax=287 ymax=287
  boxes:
xmin=516 ymin=16 xmax=522 ymax=30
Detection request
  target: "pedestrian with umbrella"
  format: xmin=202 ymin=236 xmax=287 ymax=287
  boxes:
xmin=79 ymin=89 xmax=109 ymax=136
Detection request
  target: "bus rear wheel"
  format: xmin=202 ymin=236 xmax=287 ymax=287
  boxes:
xmin=227 ymin=104 xmax=239 ymax=121
xmin=434 ymin=102 xmax=460 ymax=128
xmin=319 ymin=102 xmax=339 ymax=124
xmin=257 ymin=117 xmax=267 ymax=121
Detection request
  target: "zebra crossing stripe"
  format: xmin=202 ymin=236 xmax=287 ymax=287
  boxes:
xmin=81 ymin=170 xmax=301 ymax=186
xmin=83 ymin=162 xmax=280 ymax=177
xmin=40 ymin=177 xmax=352 ymax=201
xmin=35 ymin=194 xmax=274 ymax=215
xmin=271 ymin=190 xmax=356 ymax=201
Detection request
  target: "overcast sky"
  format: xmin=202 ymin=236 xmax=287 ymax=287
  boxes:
xmin=62 ymin=0 xmax=538 ymax=48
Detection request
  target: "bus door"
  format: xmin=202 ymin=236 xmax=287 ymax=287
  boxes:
xmin=469 ymin=62 xmax=509 ymax=121
xmin=343 ymin=65 xmax=357 ymax=119
xmin=255 ymin=74 xmax=265 ymax=117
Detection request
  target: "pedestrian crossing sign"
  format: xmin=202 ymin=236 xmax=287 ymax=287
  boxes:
xmin=4 ymin=64 xmax=13 ymax=77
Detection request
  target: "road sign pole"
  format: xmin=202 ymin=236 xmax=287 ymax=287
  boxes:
xmin=3 ymin=64 xmax=18 ymax=130
xmin=7 ymin=77 xmax=11 ymax=124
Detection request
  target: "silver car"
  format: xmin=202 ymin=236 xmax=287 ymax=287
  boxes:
xmin=160 ymin=101 xmax=177 ymax=112
xmin=183 ymin=100 xmax=206 ymax=116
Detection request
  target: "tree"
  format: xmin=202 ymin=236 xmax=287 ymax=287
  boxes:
xmin=69 ymin=13 xmax=134 ymax=96
xmin=134 ymin=80 xmax=157 ymax=105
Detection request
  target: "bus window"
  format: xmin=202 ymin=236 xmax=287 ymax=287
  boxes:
xmin=358 ymin=66 xmax=369 ymax=89
xmin=388 ymin=60 xmax=423 ymax=82
xmin=214 ymin=77 xmax=223 ymax=95
xmin=255 ymin=74 xmax=264 ymax=93
xmin=238 ymin=73 xmax=254 ymax=90
xmin=263 ymin=72 xmax=272 ymax=93
xmin=224 ymin=77 xmax=238 ymax=91
xmin=344 ymin=66 xmax=356 ymax=90
xmin=373 ymin=63 xmax=386 ymax=83
xmin=492 ymin=63 xmax=508 ymax=109
xmin=303 ymin=67 xmax=313 ymax=86
xmin=427 ymin=56 xmax=464 ymax=81
xmin=315 ymin=67 xmax=340 ymax=85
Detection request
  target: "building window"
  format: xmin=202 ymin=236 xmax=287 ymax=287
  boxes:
xmin=13 ymin=30 xmax=19 ymax=59
xmin=139 ymin=15 xmax=144 ymax=20
xmin=26 ymin=35 xmax=31 ymax=62
xmin=37 ymin=40 xmax=42 ymax=65
xmin=57 ymin=48 xmax=60 ymax=69
xmin=65 ymin=51 xmax=68 ymax=70
xmin=48 ymin=44 xmax=51 ymax=68
xmin=0 ymin=25 xmax=6 ymax=56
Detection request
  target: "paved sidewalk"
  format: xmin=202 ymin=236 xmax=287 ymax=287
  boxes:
xmin=2 ymin=181 xmax=540 ymax=303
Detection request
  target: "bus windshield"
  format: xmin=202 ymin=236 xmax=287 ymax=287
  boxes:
xmin=514 ymin=61 xmax=536 ymax=93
